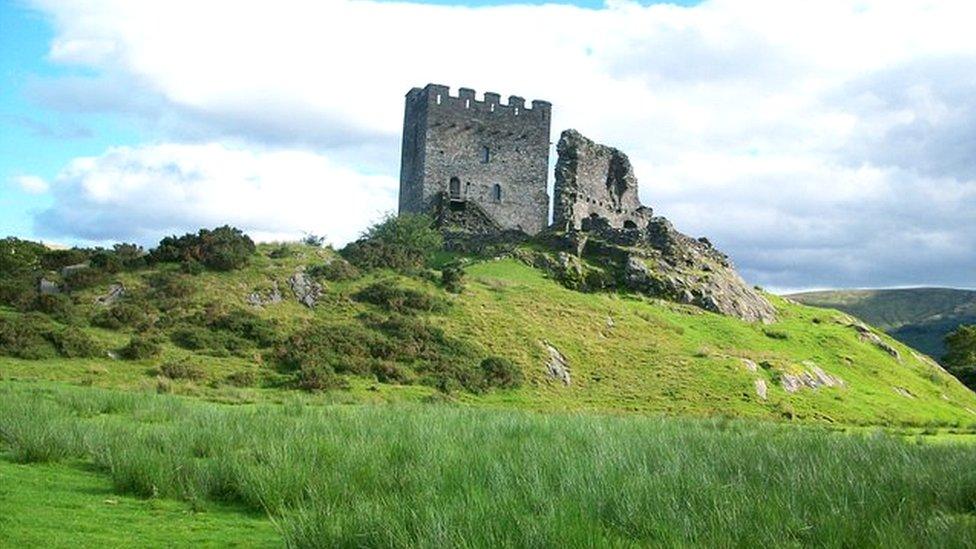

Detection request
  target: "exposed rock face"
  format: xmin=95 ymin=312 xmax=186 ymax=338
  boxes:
xmin=755 ymin=379 xmax=768 ymax=400
xmin=543 ymin=341 xmax=571 ymax=385
xmin=289 ymin=271 xmax=322 ymax=308
xmin=780 ymin=363 xmax=844 ymax=393
xmin=248 ymin=281 xmax=283 ymax=307
xmin=850 ymin=322 xmax=901 ymax=360
xmin=553 ymin=130 xmax=653 ymax=231
xmin=38 ymin=278 xmax=60 ymax=295
xmin=542 ymin=130 xmax=777 ymax=324
xmin=94 ymin=283 xmax=125 ymax=306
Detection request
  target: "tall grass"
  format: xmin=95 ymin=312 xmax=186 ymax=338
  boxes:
xmin=2 ymin=382 xmax=976 ymax=547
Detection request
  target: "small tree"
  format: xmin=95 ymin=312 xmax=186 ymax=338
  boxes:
xmin=341 ymin=213 xmax=442 ymax=271
xmin=944 ymin=325 xmax=976 ymax=390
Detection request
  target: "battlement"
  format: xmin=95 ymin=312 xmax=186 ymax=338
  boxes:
xmin=407 ymin=83 xmax=551 ymax=118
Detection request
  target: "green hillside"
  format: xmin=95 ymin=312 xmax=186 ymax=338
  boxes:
xmin=3 ymin=240 xmax=975 ymax=428
xmin=789 ymin=288 xmax=976 ymax=360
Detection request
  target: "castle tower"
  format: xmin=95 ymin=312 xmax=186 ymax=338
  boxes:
xmin=398 ymin=84 xmax=551 ymax=235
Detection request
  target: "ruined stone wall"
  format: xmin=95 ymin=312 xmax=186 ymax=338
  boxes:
xmin=553 ymin=129 xmax=653 ymax=231
xmin=398 ymin=84 xmax=551 ymax=235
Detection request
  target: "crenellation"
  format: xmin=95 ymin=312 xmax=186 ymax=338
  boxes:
xmin=398 ymin=83 xmax=551 ymax=235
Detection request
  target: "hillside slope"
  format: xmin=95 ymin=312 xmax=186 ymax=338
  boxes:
xmin=789 ymin=288 xmax=976 ymax=360
xmin=2 ymin=243 xmax=975 ymax=428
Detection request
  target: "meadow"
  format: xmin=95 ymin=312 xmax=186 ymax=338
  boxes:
xmin=3 ymin=382 xmax=976 ymax=547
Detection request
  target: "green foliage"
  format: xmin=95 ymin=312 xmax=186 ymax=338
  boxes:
xmin=62 ymin=267 xmax=106 ymax=292
xmin=224 ymin=369 xmax=257 ymax=387
xmin=49 ymin=327 xmax=103 ymax=358
xmin=89 ymin=243 xmax=147 ymax=273
xmin=118 ymin=334 xmax=163 ymax=360
xmin=30 ymin=293 xmax=77 ymax=324
xmin=441 ymin=265 xmax=466 ymax=293
xmin=303 ymin=233 xmax=326 ymax=247
xmin=268 ymin=244 xmax=293 ymax=259
xmin=763 ymin=328 xmax=789 ymax=340
xmin=179 ymin=259 xmax=205 ymax=275
xmin=151 ymin=226 xmax=255 ymax=271
xmin=159 ymin=358 xmax=204 ymax=381
xmin=352 ymin=280 xmax=445 ymax=314
xmin=0 ymin=238 xmax=45 ymax=308
xmin=307 ymin=259 xmax=360 ymax=282
xmin=5 ymin=384 xmax=976 ymax=547
xmin=147 ymin=272 xmax=195 ymax=300
xmin=341 ymin=213 xmax=442 ymax=271
xmin=0 ymin=314 xmax=57 ymax=359
xmin=91 ymin=301 xmax=153 ymax=330
xmin=480 ymin=356 xmax=523 ymax=389
xmin=296 ymin=363 xmax=348 ymax=392
xmin=40 ymin=249 xmax=89 ymax=271
xmin=208 ymin=309 xmax=279 ymax=347
xmin=944 ymin=325 xmax=976 ymax=390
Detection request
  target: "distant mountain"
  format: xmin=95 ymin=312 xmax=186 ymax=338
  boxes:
xmin=789 ymin=288 xmax=976 ymax=360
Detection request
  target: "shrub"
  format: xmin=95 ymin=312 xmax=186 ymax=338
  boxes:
xmin=50 ymin=327 xmax=103 ymax=358
xmin=170 ymin=325 xmax=220 ymax=350
xmin=62 ymin=267 xmax=106 ymax=292
xmin=40 ymin=248 xmax=89 ymax=271
xmin=209 ymin=310 xmax=279 ymax=347
xmin=276 ymin=322 xmax=384 ymax=377
xmin=148 ymin=272 xmax=196 ymax=300
xmin=944 ymin=325 xmax=976 ymax=390
xmin=0 ymin=315 xmax=57 ymax=359
xmin=151 ymin=226 xmax=255 ymax=271
xmin=269 ymin=244 xmax=293 ymax=259
xmin=296 ymin=363 xmax=348 ymax=392
xmin=30 ymin=293 xmax=76 ymax=323
xmin=763 ymin=329 xmax=789 ymax=340
xmin=352 ymin=280 xmax=445 ymax=315
xmin=308 ymin=259 xmax=360 ymax=282
xmin=159 ymin=358 xmax=204 ymax=380
xmin=180 ymin=260 xmax=205 ymax=275
xmin=225 ymin=369 xmax=257 ymax=387
xmin=341 ymin=213 xmax=442 ymax=271
xmin=91 ymin=302 xmax=152 ymax=330
xmin=89 ymin=250 xmax=124 ymax=273
xmin=480 ymin=356 xmax=524 ymax=389
xmin=441 ymin=266 xmax=465 ymax=294
xmin=118 ymin=334 xmax=163 ymax=360
xmin=303 ymin=233 xmax=326 ymax=247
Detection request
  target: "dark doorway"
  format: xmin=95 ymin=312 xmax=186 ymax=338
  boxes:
xmin=449 ymin=177 xmax=461 ymax=200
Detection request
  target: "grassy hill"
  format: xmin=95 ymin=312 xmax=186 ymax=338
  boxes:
xmin=5 ymin=236 xmax=976 ymax=545
xmin=3 ymin=241 xmax=975 ymax=428
xmin=789 ymin=288 xmax=976 ymax=361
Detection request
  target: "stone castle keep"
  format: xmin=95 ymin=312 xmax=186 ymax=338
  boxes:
xmin=398 ymin=83 xmax=657 ymax=236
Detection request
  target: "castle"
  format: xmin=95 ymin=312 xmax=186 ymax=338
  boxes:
xmin=398 ymin=83 xmax=654 ymax=235
xmin=397 ymin=84 xmax=777 ymax=323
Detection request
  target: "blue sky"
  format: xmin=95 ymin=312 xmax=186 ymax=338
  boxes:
xmin=1 ymin=0 xmax=974 ymax=291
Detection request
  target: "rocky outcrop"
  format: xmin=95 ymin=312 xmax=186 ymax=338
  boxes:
xmin=95 ymin=283 xmax=125 ymax=306
xmin=289 ymin=271 xmax=322 ymax=308
xmin=849 ymin=322 xmax=901 ymax=360
xmin=543 ymin=341 xmax=571 ymax=385
xmin=780 ymin=362 xmax=844 ymax=393
xmin=247 ymin=281 xmax=283 ymax=307
xmin=541 ymin=130 xmax=777 ymax=324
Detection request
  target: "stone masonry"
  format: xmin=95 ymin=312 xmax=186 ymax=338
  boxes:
xmin=553 ymin=129 xmax=654 ymax=232
xmin=398 ymin=84 xmax=551 ymax=235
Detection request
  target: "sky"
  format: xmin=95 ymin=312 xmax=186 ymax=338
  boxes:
xmin=0 ymin=0 xmax=974 ymax=292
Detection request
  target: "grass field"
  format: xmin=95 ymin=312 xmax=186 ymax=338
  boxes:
xmin=3 ymin=382 xmax=976 ymax=547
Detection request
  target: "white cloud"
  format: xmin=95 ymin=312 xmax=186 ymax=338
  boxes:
xmin=15 ymin=175 xmax=50 ymax=194
xmin=35 ymin=143 xmax=397 ymax=247
xmin=24 ymin=0 xmax=976 ymax=289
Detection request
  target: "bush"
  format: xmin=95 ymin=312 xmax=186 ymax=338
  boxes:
xmin=148 ymin=272 xmax=196 ymax=300
xmin=341 ymin=213 xmax=442 ymax=271
xmin=118 ymin=334 xmax=163 ymax=360
xmin=50 ymin=327 xmax=103 ymax=358
xmin=170 ymin=325 xmax=221 ymax=350
xmin=303 ymin=233 xmax=326 ymax=247
xmin=151 ymin=226 xmax=255 ymax=271
xmin=276 ymin=322 xmax=385 ymax=377
xmin=763 ymin=329 xmax=789 ymax=340
xmin=944 ymin=325 xmax=976 ymax=390
xmin=269 ymin=244 xmax=293 ymax=259
xmin=180 ymin=260 xmax=205 ymax=275
xmin=352 ymin=280 xmax=445 ymax=315
xmin=30 ymin=293 xmax=76 ymax=323
xmin=159 ymin=358 xmax=204 ymax=380
xmin=40 ymin=248 xmax=89 ymax=271
xmin=225 ymin=369 xmax=257 ymax=387
xmin=62 ymin=267 xmax=106 ymax=292
xmin=91 ymin=302 xmax=152 ymax=330
xmin=0 ymin=315 xmax=57 ymax=359
xmin=308 ymin=259 xmax=360 ymax=282
xmin=209 ymin=310 xmax=279 ymax=347
xmin=441 ymin=266 xmax=465 ymax=294
xmin=480 ymin=356 xmax=524 ymax=389
xmin=296 ymin=363 xmax=348 ymax=392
